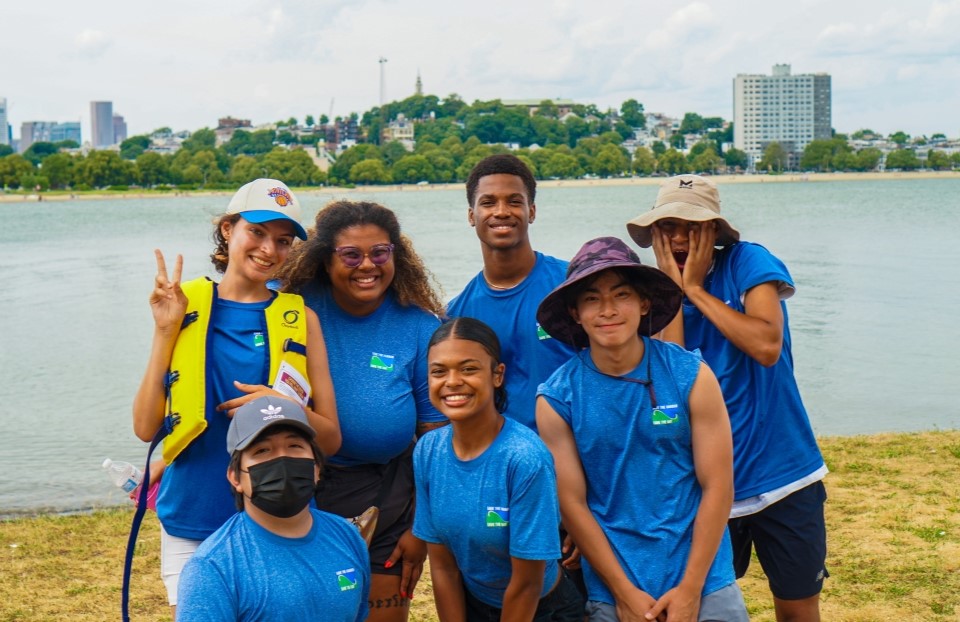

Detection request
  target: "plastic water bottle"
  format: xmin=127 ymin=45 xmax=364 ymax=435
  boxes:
xmin=102 ymin=458 xmax=143 ymax=493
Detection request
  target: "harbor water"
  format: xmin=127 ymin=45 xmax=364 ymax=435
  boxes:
xmin=1 ymin=177 xmax=958 ymax=516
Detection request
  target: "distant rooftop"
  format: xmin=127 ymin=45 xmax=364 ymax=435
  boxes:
xmin=501 ymin=99 xmax=578 ymax=106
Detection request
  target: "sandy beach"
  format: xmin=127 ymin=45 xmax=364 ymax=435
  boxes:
xmin=2 ymin=170 xmax=957 ymax=203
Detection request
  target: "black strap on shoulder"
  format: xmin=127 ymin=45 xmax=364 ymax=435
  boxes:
xmin=122 ymin=369 xmax=181 ymax=622
xmin=283 ymin=337 xmax=307 ymax=356
xmin=121 ymin=415 xmax=177 ymax=622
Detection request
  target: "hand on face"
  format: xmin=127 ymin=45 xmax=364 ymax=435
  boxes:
xmin=650 ymin=220 xmax=717 ymax=293
xmin=681 ymin=221 xmax=716 ymax=292
xmin=651 ymin=224 xmax=682 ymax=288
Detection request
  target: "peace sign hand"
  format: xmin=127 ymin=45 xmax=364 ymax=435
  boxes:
xmin=150 ymin=249 xmax=188 ymax=335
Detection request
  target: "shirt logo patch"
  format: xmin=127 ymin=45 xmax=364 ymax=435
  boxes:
xmin=536 ymin=323 xmax=552 ymax=341
xmin=369 ymin=353 xmax=395 ymax=371
xmin=253 ymin=332 xmax=265 ymax=347
xmin=486 ymin=506 xmax=509 ymax=527
xmin=652 ymin=403 xmax=680 ymax=425
xmin=336 ymin=568 xmax=358 ymax=591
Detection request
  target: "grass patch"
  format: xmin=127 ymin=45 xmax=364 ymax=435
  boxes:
xmin=2 ymin=431 xmax=960 ymax=621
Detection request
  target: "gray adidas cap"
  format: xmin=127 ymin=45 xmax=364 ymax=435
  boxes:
xmin=226 ymin=395 xmax=315 ymax=454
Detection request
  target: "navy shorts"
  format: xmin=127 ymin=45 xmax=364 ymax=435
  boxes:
xmin=315 ymin=444 xmax=415 ymax=577
xmin=728 ymin=480 xmax=829 ymax=600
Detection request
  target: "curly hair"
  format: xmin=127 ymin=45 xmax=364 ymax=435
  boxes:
xmin=277 ymin=200 xmax=444 ymax=315
xmin=465 ymin=154 xmax=537 ymax=207
xmin=210 ymin=213 xmax=243 ymax=274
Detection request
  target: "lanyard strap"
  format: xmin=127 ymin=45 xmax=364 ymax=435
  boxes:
xmin=579 ymin=349 xmax=658 ymax=406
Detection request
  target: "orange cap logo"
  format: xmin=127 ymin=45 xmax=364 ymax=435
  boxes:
xmin=267 ymin=187 xmax=292 ymax=207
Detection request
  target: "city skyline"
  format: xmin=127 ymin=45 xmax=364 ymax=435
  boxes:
xmin=3 ymin=0 xmax=958 ymax=140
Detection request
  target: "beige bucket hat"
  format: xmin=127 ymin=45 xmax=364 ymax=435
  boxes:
xmin=627 ymin=174 xmax=740 ymax=248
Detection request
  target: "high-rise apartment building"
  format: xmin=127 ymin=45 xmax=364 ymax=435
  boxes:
xmin=0 ymin=98 xmax=9 ymax=146
xmin=733 ymin=64 xmax=831 ymax=167
xmin=90 ymin=101 xmax=114 ymax=148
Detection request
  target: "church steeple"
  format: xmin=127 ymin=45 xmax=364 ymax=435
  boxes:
xmin=415 ymin=70 xmax=423 ymax=96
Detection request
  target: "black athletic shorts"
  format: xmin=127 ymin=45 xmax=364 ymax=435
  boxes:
xmin=728 ymin=480 xmax=829 ymax=600
xmin=463 ymin=566 xmax=584 ymax=622
xmin=315 ymin=443 xmax=415 ymax=577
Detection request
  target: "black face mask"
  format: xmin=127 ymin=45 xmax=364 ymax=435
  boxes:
xmin=243 ymin=456 xmax=317 ymax=518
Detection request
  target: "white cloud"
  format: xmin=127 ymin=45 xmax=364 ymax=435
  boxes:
xmin=816 ymin=2 xmax=960 ymax=56
xmin=75 ymin=29 xmax=111 ymax=58
xmin=1 ymin=0 xmax=957 ymax=137
xmin=646 ymin=2 xmax=715 ymax=49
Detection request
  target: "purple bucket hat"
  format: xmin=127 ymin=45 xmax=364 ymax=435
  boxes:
xmin=536 ymin=237 xmax=683 ymax=349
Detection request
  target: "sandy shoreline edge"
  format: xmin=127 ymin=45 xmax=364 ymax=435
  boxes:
xmin=3 ymin=427 xmax=956 ymax=521
xmin=2 ymin=170 xmax=958 ymax=203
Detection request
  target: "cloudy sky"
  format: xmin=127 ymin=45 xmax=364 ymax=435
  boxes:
xmin=3 ymin=0 xmax=958 ymax=141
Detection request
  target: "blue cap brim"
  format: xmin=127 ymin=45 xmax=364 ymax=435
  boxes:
xmin=240 ymin=210 xmax=308 ymax=240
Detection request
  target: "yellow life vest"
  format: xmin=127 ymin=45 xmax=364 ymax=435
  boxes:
xmin=162 ymin=277 xmax=309 ymax=463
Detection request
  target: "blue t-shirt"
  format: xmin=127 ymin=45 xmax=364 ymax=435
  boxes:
xmin=412 ymin=418 xmax=561 ymax=608
xmin=446 ymin=252 xmax=577 ymax=431
xmin=537 ymin=338 xmax=735 ymax=604
xmin=301 ymin=286 xmax=444 ymax=466
xmin=683 ymin=242 xmax=824 ymax=500
xmin=177 ymin=509 xmax=370 ymax=622
xmin=157 ymin=295 xmax=272 ymax=540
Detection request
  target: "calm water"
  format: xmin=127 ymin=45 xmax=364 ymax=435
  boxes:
xmin=2 ymin=178 xmax=958 ymax=516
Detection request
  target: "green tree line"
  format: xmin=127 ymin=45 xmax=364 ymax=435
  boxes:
xmin=755 ymin=137 xmax=959 ymax=174
xmin=3 ymin=94 xmax=956 ymax=191
xmin=0 ymin=128 xmax=327 ymax=191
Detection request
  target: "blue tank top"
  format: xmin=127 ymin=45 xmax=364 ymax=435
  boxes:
xmin=538 ymin=338 xmax=735 ymax=603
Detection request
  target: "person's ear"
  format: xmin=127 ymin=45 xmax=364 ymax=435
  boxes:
xmin=227 ymin=465 xmax=242 ymax=493
xmin=528 ymin=203 xmax=536 ymax=224
xmin=468 ymin=207 xmax=476 ymax=227
xmin=221 ymin=220 xmax=234 ymax=242
xmin=639 ymin=297 xmax=651 ymax=316
xmin=493 ymin=363 xmax=505 ymax=387
xmin=569 ymin=306 xmax=581 ymax=325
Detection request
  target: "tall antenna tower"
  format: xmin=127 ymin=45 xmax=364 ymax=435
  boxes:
xmin=378 ymin=57 xmax=388 ymax=106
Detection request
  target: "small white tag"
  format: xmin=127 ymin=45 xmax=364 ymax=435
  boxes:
xmin=272 ymin=361 xmax=311 ymax=407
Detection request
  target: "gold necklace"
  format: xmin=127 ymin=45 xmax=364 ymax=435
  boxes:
xmin=483 ymin=270 xmax=526 ymax=291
